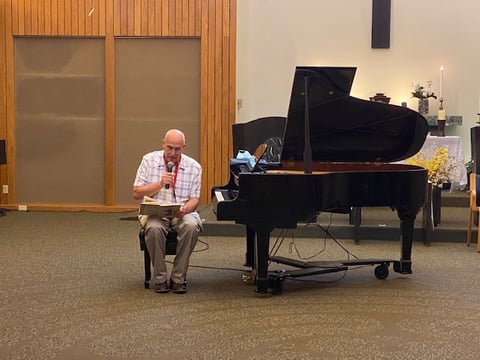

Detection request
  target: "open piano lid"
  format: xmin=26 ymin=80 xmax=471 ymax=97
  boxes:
xmin=281 ymin=66 xmax=428 ymax=163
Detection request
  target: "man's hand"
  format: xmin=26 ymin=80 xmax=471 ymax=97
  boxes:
xmin=162 ymin=172 xmax=174 ymax=188
xmin=173 ymin=205 xmax=187 ymax=219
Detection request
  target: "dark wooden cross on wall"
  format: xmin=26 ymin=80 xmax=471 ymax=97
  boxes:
xmin=371 ymin=0 xmax=391 ymax=48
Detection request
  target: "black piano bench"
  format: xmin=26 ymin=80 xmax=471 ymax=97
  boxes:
xmin=138 ymin=227 xmax=178 ymax=289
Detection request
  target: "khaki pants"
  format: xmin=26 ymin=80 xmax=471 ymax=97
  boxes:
xmin=144 ymin=212 xmax=203 ymax=285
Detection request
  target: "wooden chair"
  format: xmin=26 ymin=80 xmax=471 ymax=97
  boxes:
xmin=467 ymin=172 xmax=480 ymax=252
xmin=139 ymin=228 xmax=178 ymax=289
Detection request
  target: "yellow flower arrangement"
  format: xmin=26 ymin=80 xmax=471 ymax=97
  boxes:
xmin=406 ymin=147 xmax=453 ymax=187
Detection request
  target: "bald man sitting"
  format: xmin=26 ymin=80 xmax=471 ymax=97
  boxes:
xmin=133 ymin=129 xmax=203 ymax=294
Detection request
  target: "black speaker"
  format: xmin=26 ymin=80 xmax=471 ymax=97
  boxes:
xmin=0 ymin=140 xmax=6 ymax=165
xmin=471 ymin=127 xmax=480 ymax=173
xmin=371 ymin=0 xmax=391 ymax=49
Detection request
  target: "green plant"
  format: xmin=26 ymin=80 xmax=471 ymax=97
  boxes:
xmin=466 ymin=159 xmax=474 ymax=174
xmin=411 ymin=81 xmax=437 ymax=100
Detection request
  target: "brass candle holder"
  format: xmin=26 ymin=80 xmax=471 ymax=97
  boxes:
xmin=437 ymin=97 xmax=446 ymax=137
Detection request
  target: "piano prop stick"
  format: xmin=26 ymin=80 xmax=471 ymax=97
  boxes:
xmin=303 ymin=75 xmax=313 ymax=174
xmin=212 ymin=67 xmax=429 ymax=295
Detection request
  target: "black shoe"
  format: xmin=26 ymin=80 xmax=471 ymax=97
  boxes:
xmin=170 ymin=281 xmax=187 ymax=294
xmin=154 ymin=281 xmax=170 ymax=293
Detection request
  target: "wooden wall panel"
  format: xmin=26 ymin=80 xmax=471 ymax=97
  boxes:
xmin=198 ymin=0 xmax=236 ymax=201
xmin=0 ymin=0 xmax=7 ymax=205
xmin=214 ymin=0 xmax=224 ymax=193
xmin=11 ymin=0 xmax=107 ymax=36
xmin=226 ymin=2 xmax=234 ymax=185
xmin=105 ymin=0 xmax=115 ymax=206
xmin=113 ymin=0 xmax=201 ymax=37
xmin=44 ymin=1 xmax=52 ymax=34
xmin=1 ymin=0 xmax=15 ymax=205
xmin=24 ymin=0 xmax=31 ymax=34
xmin=0 ymin=0 xmax=236 ymax=209
xmin=57 ymin=0 xmax=65 ymax=34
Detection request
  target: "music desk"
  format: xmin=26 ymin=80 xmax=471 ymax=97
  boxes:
xmin=419 ymin=135 xmax=467 ymax=191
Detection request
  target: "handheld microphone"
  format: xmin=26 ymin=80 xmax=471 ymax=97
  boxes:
xmin=165 ymin=161 xmax=174 ymax=189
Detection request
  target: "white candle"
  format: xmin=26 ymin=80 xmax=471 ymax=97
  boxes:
xmin=438 ymin=109 xmax=446 ymax=120
xmin=440 ymin=66 xmax=444 ymax=98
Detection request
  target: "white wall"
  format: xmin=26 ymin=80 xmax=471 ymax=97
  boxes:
xmin=236 ymin=0 xmax=480 ymax=159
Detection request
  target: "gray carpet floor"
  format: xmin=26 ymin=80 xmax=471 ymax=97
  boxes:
xmin=1 ymin=210 xmax=480 ymax=359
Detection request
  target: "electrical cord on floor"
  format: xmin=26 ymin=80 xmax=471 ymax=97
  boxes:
xmin=267 ymin=212 xmax=361 ymax=270
xmin=267 ymin=212 xmax=377 ymax=284
xmin=162 ymin=238 xmax=247 ymax=273
xmin=164 ymin=258 xmax=247 ymax=273
xmin=269 ymin=228 xmax=293 ymax=265
xmin=302 ymin=212 xmax=360 ymax=260
xmin=192 ymin=237 xmax=210 ymax=252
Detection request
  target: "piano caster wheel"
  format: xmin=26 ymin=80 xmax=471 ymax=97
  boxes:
xmin=270 ymin=277 xmax=284 ymax=295
xmin=253 ymin=277 xmax=284 ymax=296
xmin=374 ymin=263 xmax=389 ymax=280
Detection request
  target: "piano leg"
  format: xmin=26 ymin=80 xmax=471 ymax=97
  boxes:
xmin=395 ymin=208 xmax=417 ymax=274
xmin=254 ymin=228 xmax=273 ymax=294
xmin=351 ymin=207 xmax=362 ymax=245
xmin=421 ymin=185 xmax=433 ymax=246
xmin=245 ymin=226 xmax=255 ymax=268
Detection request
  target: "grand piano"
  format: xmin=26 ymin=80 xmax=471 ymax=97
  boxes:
xmin=212 ymin=66 xmax=429 ymax=294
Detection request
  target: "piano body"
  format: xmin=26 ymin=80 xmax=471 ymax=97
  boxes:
xmin=212 ymin=66 xmax=428 ymax=294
